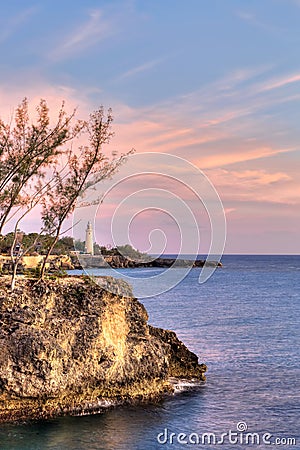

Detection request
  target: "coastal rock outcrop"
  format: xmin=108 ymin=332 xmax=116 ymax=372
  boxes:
xmin=73 ymin=254 xmax=222 ymax=269
xmin=0 ymin=276 xmax=206 ymax=422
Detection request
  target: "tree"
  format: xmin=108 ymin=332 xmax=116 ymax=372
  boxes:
xmin=0 ymin=98 xmax=133 ymax=290
xmin=39 ymin=106 xmax=134 ymax=279
xmin=8 ymin=180 xmax=53 ymax=290
xmin=5 ymin=159 xmax=73 ymax=290
xmin=0 ymin=98 xmax=84 ymax=234
xmin=74 ymin=239 xmax=85 ymax=253
xmin=116 ymin=244 xmax=148 ymax=261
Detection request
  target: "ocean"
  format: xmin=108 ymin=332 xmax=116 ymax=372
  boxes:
xmin=0 ymin=255 xmax=299 ymax=449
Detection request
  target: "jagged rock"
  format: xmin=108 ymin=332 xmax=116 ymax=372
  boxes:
xmin=149 ymin=326 xmax=207 ymax=379
xmin=0 ymin=276 xmax=206 ymax=422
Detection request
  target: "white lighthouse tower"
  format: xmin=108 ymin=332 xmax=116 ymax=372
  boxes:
xmin=85 ymin=221 xmax=94 ymax=255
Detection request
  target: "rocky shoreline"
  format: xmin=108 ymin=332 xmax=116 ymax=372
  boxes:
xmin=75 ymin=254 xmax=222 ymax=270
xmin=0 ymin=254 xmax=222 ymax=274
xmin=0 ymin=276 xmax=206 ymax=423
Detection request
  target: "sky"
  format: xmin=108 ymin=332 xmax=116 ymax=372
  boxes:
xmin=0 ymin=0 xmax=300 ymax=254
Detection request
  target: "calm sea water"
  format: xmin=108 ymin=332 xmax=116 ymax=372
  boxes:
xmin=0 ymin=255 xmax=299 ymax=449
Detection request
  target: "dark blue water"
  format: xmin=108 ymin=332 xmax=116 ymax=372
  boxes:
xmin=0 ymin=255 xmax=299 ymax=449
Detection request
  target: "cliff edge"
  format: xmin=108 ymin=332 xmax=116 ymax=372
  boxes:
xmin=0 ymin=276 xmax=206 ymax=423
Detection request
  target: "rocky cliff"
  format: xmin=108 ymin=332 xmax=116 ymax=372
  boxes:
xmin=0 ymin=276 xmax=206 ymax=423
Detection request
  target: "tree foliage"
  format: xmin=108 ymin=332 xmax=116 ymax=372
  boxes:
xmin=39 ymin=106 xmax=134 ymax=278
xmin=0 ymin=98 xmax=83 ymax=233
xmin=0 ymin=98 xmax=134 ymax=288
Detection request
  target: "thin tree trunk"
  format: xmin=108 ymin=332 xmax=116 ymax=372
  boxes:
xmin=39 ymin=231 xmax=60 ymax=279
xmin=10 ymin=226 xmax=20 ymax=292
xmin=10 ymin=262 xmax=18 ymax=292
xmin=0 ymin=200 xmax=15 ymax=235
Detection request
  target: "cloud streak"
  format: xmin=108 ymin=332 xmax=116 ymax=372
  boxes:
xmin=117 ymin=58 xmax=165 ymax=80
xmin=1 ymin=62 xmax=300 ymax=241
xmin=259 ymin=73 xmax=300 ymax=92
xmin=235 ymin=9 xmax=287 ymax=34
xmin=193 ymin=147 xmax=297 ymax=169
xmin=109 ymin=63 xmax=300 ymax=164
xmin=49 ymin=9 xmax=115 ymax=61
xmin=0 ymin=6 xmax=37 ymax=43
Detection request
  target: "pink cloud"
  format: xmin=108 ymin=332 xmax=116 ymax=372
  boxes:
xmin=212 ymin=168 xmax=291 ymax=185
xmin=207 ymin=168 xmax=300 ymax=206
xmin=0 ymin=83 xmax=90 ymax=125
xmin=224 ymin=208 xmax=236 ymax=215
xmin=260 ymin=73 xmax=300 ymax=92
xmin=193 ymin=146 xmax=296 ymax=169
xmin=1 ymin=66 xmax=300 ymax=253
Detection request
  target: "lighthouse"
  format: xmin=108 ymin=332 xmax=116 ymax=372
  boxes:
xmin=85 ymin=221 xmax=94 ymax=255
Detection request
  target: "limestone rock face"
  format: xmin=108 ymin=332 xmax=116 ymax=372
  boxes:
xmin=0 ymin=276 xmax=206 ymax=422
xmin=149 ymin=326 xmax=207 ymax=379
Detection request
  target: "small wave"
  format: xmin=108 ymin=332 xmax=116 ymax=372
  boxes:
xmin=168 ymin=377 xmax=205 ymax=393
xmin=71 ymin=398 xmax=119 ymax=417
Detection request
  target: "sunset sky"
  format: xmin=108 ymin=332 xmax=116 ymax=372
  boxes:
xmin=1 ymin=0 xmax=300 ymax=254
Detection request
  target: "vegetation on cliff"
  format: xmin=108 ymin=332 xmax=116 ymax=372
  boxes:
xmin=0 ymin=233 xmax=146 ymax=260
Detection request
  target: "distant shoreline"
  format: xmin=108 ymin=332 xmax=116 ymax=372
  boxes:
xmin=73 ymin=254 xmax=222 ymax=270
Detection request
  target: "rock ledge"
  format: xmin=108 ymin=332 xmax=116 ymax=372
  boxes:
xmin=0 ymin=276 xmax=206 ymax=422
